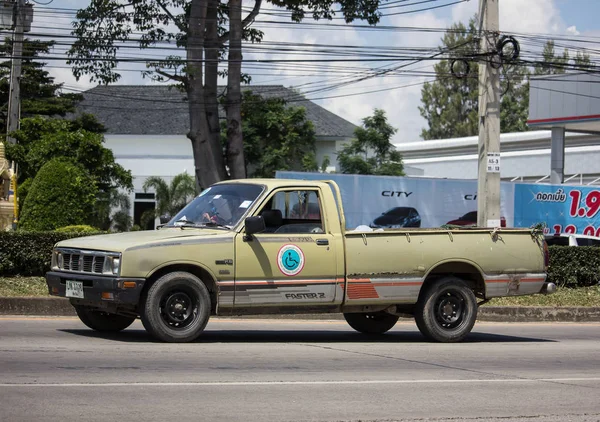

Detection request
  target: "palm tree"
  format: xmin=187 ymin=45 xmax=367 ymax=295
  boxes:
xmin=141 ymin=173 xmax=198 ymax=227
xmin=110 ymin=190 xmax=133 ymax=232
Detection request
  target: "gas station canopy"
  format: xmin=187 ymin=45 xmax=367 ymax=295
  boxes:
xmin=528 ymin=72 xmax=600 ymax=134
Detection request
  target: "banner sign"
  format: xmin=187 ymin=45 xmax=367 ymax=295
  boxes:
xmin=514 ymin=184 xmax=600 ymax=236
xmin=277 ymin=172 xmax=515 ymax=230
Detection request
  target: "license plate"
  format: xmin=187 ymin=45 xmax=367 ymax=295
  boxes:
xmin=65 ymin=280 xmax=84 ymax=298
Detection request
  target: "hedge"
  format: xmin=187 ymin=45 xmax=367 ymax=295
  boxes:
xmin=0 ymin=231 xmax=104 ymax=276
xmin=1 ymin=232 xmax=599 ymax=287
xmin=547 ymin=245 xmax=600 ymax=288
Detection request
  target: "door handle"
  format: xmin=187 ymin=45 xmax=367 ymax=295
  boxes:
xmin=316 ymin=239 xmax=329 ymax=246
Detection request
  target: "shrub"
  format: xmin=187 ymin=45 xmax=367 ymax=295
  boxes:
xmin=55 ymin=225 xmax=98 ymax=233
xmin=547 ymin=245 xmax=600 ymax=288
xmin=0 ymin=231 xmax=105 ymax=276
xmin=19 ymin=158 xmax=98 ymax=231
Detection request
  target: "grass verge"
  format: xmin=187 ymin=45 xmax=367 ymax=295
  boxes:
xmin=0 ymin=276 xmax=47 ymax=297
xmin=1 ymin=276 xmax=599 ymax=306
xmin=485 ymin=285 xmax=600 ymax=307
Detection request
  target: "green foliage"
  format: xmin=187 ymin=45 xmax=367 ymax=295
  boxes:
xmin=0 ymin=231 xmax=104 ymax=276
xmin=16 ymin=178 xmax=32 ymax=217
xmin=68 ymin=1 xmax=383 ymax=86
xmin=547 ymin=246 xmax=600 ymax=288
xmin=55 ymin=225 xmax=99 ymax=233
xmin=143 ymin=173 xmax=198 ymax=222
xmin=320 ymin=155 xmax=331 ymax=173
xmin=419 ymin=19 xmax=593 ymax=140
xmin=238 ymin=91 xmax=317 ymax=178
xmin=6 ymin=117 xmax=131 ymax=192
xmin=107 ymin=190 xmax=133 ymax=232
xmin=418 ymin=20 xmax=479 ymax=140
xmin=338 ymin=109 xmax=404 ymax=176
xmin=419 ymin=18 xmax=532 ymax=139
xmin=19 ymin=158 xmax=98 ymax=231
xmin=0 ymin=38 xmax=83 ymax=135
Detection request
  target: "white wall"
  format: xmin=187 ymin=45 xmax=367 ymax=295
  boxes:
xmin=403 ymin=145 xmax=600 ymax=183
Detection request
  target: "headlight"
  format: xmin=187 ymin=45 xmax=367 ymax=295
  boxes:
xmin=51 ymin=250 xmax=58 ymax=269
xmin=102 ymin=255 xmax=122 ymax=276
xmin=112 ymin=257 xmax=120 ymax=275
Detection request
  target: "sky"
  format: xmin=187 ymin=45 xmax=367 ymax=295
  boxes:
xmin=28 ymin=0 xmax=600 ymax=144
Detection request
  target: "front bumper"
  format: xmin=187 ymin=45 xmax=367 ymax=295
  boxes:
xmin=46 ymin=271 xmax=146 ymax=305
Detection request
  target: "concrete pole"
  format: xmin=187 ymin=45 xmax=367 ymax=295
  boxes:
xmin=476 ymin=0 xmax=502 ymax=228
xmin=5 ymin=0 xmax=26 ymax=228
xmin=550 ymin=127 xmax=565 ymax=185
xmin=6 ymin=0 xmax=25 ymax=146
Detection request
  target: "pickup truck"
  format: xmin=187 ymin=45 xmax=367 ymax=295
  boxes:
xmin=46 ymin=179 xmax=554 ymax=343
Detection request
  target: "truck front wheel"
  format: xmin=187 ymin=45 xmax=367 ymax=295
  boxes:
xmin=74 ymin=305 xmax=136 ymax=332
xmin=343 ymin=312 xmax=399 ymax=334
xmin=141 ymin=271 xmax=211 ymax=343
xmin=415 ymin=277 xmax=477 ymax=343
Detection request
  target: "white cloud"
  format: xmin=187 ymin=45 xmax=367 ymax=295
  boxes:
xmin=499 ymin=0 xmax=563 ymax=34
xmin=566 ymin=25 xmax=580 ymax=36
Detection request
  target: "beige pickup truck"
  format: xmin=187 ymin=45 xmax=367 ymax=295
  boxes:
xmin=46 ymin=179 xmax=554 ymax=343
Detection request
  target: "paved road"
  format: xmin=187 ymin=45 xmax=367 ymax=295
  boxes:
xmin=1 ymin=317 xmax=600 ymax=422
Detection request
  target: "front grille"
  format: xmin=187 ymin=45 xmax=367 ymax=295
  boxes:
xmin=71 ymin=254 xmax=81 ymax=271
xmin=57 ymin=250 xmax=115 ymax=275
xmin=93 ymin=256 xmax=105 ymax=273
xmin=83 ymin=256 xmax=94 ymax=272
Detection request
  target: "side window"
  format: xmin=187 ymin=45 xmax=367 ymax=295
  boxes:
xmin=259 ymin=190 xmax=324 ymax=234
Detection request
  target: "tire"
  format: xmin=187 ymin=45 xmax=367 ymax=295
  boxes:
xmin=74 ymin=305 xmax=135 ymax=332
xmin=140 ymin=271 xmax=211 ymax=343
xmin=415 ymin=277 xmax=477 ymax=343
xmin=343 ymin=312 xmax=399 ymax=334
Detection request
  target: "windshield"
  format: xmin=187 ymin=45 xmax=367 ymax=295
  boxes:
xmin=167 ymin=183 xmax=264 ymax=228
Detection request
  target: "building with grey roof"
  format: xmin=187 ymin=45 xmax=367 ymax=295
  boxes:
xmin=75 ymin=84 xmax=360 ymax=228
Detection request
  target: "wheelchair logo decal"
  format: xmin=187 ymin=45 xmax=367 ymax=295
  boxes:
xmin=277 ymin=244 xmax=305 ymax=276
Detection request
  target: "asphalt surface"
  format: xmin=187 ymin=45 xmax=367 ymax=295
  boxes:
xmin=1 ymin=317 xmax=600 ymax=422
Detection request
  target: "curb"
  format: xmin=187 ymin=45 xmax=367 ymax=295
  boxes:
xmin=1 ymin=297 xmax=600 ymax=322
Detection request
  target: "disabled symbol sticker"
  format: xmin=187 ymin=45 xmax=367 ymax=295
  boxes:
xmin=277 ymin=244 xmax=305 ymax=276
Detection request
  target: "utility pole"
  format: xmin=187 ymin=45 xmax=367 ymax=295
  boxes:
xmin=6 ymin=0 xmax=25 ymax=146
xmin=476 ymin=0 xmax=501 ymax=228
xmin=5 ymin=0 xmax=27 ymax=229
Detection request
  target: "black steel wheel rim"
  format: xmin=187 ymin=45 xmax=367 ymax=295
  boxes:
xmin=433 ymin=289 xmax=466 ymax=330
xmin=159 ymin=289 xmax=199 ymax=330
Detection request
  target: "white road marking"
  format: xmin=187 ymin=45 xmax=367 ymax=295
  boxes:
xmin=1 ymin=378 xmax=600 ymax=387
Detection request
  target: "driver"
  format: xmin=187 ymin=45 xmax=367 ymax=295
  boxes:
xmin=202 ymin=201 xmax=224 ymax=224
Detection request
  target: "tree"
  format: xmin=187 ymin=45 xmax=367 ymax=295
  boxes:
xmin=533 ymin=40 xmax=569 ymax=76
xmin=96 ymin=189 xmax=133 ymax=232
xmin=5 ymin=117 xmax=133 ymax=229
xmin=0 ymin=38 xmax=83 ymax=135
xmin=337 ymin=109 xmax=404 ymax=176
xmin=19 ymin=158 xmax=98 ymax=231
xmin=142 ymin=173 xmax=198 ymax=225
xmin=67 ymin=0 xmax=386 ymax=190
xmin=419 ymin=19 xmax=593 ymax=140
xmin=6 ymin=117 xmax=132 ymax=193
xmin=237 ymin=91 xmax=317 ymax=178
xmin=418 ymin=20 xmax=479 ymax=140
xmin=419 ymin=18 xmax=531 ymax=140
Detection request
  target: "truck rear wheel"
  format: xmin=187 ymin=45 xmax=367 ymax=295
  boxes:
xmin=344 ymin=312 xmax=399 ymax=334
xmin=141 ymin=271 xmax=211 ymax=343
xmin=415 ymin=277 xmax=477 ymax=343
xmin=74 ymin=305 xmax=136 ymax=332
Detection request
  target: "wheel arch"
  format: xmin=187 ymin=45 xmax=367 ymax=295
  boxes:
xmin=143 ymin=262 xmax=219 ymax=314
xmin=421 ymin=259 xmax=486 ymax=300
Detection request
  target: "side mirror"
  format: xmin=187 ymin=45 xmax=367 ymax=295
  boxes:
xmin=159 ymin=214 xmax=171 ymax=224
xmin=244 ymin=216 xmax=265 ymax=239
